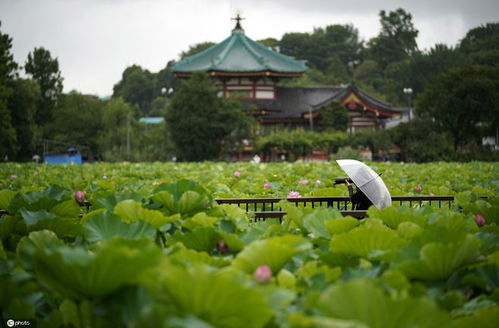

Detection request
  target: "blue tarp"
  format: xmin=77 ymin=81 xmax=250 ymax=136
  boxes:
xmin=44 ymin=153 xmax=82 ymax=164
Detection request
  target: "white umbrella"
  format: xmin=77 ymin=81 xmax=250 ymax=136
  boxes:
xmin=336 ymin=159 xmax=392 ymax=209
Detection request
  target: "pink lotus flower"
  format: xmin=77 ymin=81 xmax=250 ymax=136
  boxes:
xmin=216 ymin=240 xmax=230 ymax=254
xmin=429 ymin=193 xmax=435 ymax=197
xmin=299 ymin=179 xmax=309 ymax=185
xmin=287 ymin=191 xmax=301 ymax=199
xmin=233 ymin=171 xmax=241 ymax=178
xmin=475 ymin=214 xmax=485 ymax=226
xmin=415 ymin=184 xmax=422 ymax=192
xmin=263 ymin=183 xmax=271 ymax=189
xmin=74 ymin=190 xmax=85 ymax=203
xmin=254 ymin=265 xmax=272 ymax=283
xmin=315 ymin=180 xmax=321 ymax=185
xmin=10 ymin=174 xmax=18 ymax=180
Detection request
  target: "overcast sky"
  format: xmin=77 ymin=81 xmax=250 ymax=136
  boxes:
xmin=1 ymin=0 xmax=498 ymax=96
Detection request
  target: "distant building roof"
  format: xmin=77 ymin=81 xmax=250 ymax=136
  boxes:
xmin=174 ymin=16 xmax=307 ymax=77
xmin=139 ymin=117 xmax=165 ymax=124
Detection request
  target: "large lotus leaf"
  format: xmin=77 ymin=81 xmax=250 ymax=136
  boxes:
xmin=20 ymin=208 xmax=56 ymax=226
xmin=29 ymin=217 xmax=82 ymax=239
xmin=219 ymin=232 xmax=245 ymax=252
xmin=183 ymin=212 xmax=220 ymax=230
xmin=397 ymin=222 xmax=423 ymax=240
xmin=280 ymin=202 xmax=315 ymax=231
xmin=423 ymin=211 xmax=477 ymax=243
xmin=232 ymin=234 xmax=311 ymax=274
xmin=303 ymin=208 xmax=343 ymax=239
xmin=147 ymin=262 xmax=273 ymax=328
xmin=166 ymin=316 xmax=217 ymax=328
xmin=168 ymin=244 xmax=230 ymax=267
xmin=366 ymin=206 xmax=428 ymax=229
xmin=50 ymin=199 xmax=81 ymax=218
xmin=450 ymin=306 xmax=499 ymax=328
xmin=10 ymin=185 xmax=68 ymax=212
xmin=316 ymin=279 xmax=450 ymax=328
xmin=0 ymin=189 xmax=17 ymax=209
xmin=396 ymin=235 xmax=481 ymax=281
xmin=83 ymin=211 xmax=156 ymax=242
xmin=287 ymin=313 xmax=368 ymax=328
xmin=152 ymin=190 xmax=211 ymax=217
xmin=168 ymin=227 xmax=219 ymax=252
xmin=32 ymin=238 xmax=161 ymax=300
xmin=92 ymin=193 xmax=143 ymax=211
xmin=330 ymin=220 xmax=405 ymax=261
xmin=295 ymin=261 xmax=342 ymax=285
xmin=154 ymin=179 xmax=211 ymax=202
xmin=114 ymin=199 xmax=172 ymax=228
xmin=17 ymin=230 xmax=63 ymax=269
xmin=326 ymin=218 xmax=361 ymax=235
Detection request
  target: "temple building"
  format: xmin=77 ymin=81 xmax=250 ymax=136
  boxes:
xmin=173 ymin=15 xmax=405 ymax=133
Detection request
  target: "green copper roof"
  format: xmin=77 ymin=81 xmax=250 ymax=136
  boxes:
xmin=174 ymin=26 xmax=307 ymax=74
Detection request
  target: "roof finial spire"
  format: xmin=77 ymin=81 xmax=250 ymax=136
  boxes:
xmin=231 ymin=11 xmax=245 ymax=31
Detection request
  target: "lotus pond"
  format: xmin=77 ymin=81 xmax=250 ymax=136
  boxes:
xmin=0 ymin=161 xmax=498 ymax=327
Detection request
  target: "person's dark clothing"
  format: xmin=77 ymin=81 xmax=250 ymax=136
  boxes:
xmin=348 ymin=184 xmax=373 ymax=210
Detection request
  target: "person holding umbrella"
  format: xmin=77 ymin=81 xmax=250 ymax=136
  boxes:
xmin=334 ymin=159 xmax=392 ymax=210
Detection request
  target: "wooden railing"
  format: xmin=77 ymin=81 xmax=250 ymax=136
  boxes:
xmin=215 ymin=195 xmax=456 ymax=220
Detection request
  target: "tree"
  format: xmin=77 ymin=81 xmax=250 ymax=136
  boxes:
xmin=459 ymin=23 xmax=499 ymax=66
xmin=416 ymin=66 xmax=499 ymax=151
xmin=0 ymin=21 xmax=19 ymax=160
xmin=366 ymin=8 xmax=418 ymax=69
xmin=317 ymin=102 xmax=349 ymax=131
xmin=99 ymin=98 xmax=137 ymax=161
xmin=113 ymin=65 xmax=154 ymax=116
xmin=165 ymin=72 xmax=249 ymax=161
xmin=180 ymin=42 xmax=215 ymax=60
xmin=8 ymin=79 xmax=40 ymax=161
xmin=25 ymin=47 xmax=63 ymax=126
xmin=44 ymin=91 xmax=104 ymax=156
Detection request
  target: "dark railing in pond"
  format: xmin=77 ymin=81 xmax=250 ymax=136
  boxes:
xmin=215 ymin=196 xmax=457 ymax=220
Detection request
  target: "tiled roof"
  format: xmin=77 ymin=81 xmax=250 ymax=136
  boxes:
xmin=173 ymin=27 xmax=307 ymax=74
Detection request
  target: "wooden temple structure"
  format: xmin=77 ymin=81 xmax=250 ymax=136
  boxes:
xmin=173 ymin=15 xmax=404 ymax=133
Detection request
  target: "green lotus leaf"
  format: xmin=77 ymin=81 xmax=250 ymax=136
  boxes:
xmin=277 ymin=269 xmax=297 ymax=290
xmin=287 ymin=313 xmax=368 ymax=328
xmin=295 ymin=261 xmax=342 ymax=285
xmin=183 ymin=212 xmax=220 ymax=230
xmin=396 ymin=235 xmax=481 ymax=281
xmin=154 ymin=179 xmax=211 ymax=201
xmin=366 ymin=206 xmax=428 ymax=229
xmin=20 ymin=208 xmax=56 ymax=226
xmin=32 ymin=238 xmax=162 ymax=300
xmin=280 ymin=201 xmax=315 ymax=231
xmin=29 ymin=217 xmax=82 ymax=239
xmin=168 ymin=227 xmax=219 ymax=252
xmin=168 ymin=244 xmax=230 ymax=267
xmin=397 ymin=222 xmax=424 ymax=240
xmin=10 ymin=185 xmax=68 ymax=212
xmin=83 ymin=211 xmax=156 ymax=242
xmin=17 ymin=230 xmax=62 ymax=269
xmin=316 ymin=279 xmax=450 ymax=328
xmin=166 ymin=316 xmax=217 ymax=328
xmin=232 ymin=234 xmax=311 ymax=274
xmin=326 ymin=218 xmax=361 ymax=235
xmin=50 ymin=199 xmax=81 ymax=218
xmin=147 ymin=262 xmax=273 ymax=328
xmin=450 ymin=305 xmax=499 ymax=328
xmin=0 ymin=189 xmax=17 ymax=209
xmin=114 ymin=199 xmax=172 ymax=228
xmin=303 ymin=208 xmax=343 ymax=239
xmin=219 ymin=232 xmax=245 ymax=252
xmin=92 ymin=193 xmax=144 ymax=211
xmin=330 ymin=220 xmax=406 ymax=261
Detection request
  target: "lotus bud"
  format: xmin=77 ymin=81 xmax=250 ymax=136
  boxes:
xmin=315 ymin=180 xmax=321 ymax=185
xmin=233 ymin=171 xmax=241 ymax=178
xmin=10 ymin=174 xmax=18 ymax=180
xmin=415 ymin=184 xmax=422 ymax=192
xmin=263 ymin=183 xmax=271 ymax=189
xmin=429 ymin=193 xmax=435 ymax=197
xmin=287 ymin=191 xmax=301 ymax=199
xmin=254 ymin=265 xmax=272 ymax=283
xmin=475 ymin=214 xmax=485 ymax=227
xmin=299 ymin=179 xmax=309 ymax=185
xmin=216 ymin=239 xmax=230 ymax=254
xmin=75 ymin=190 xmax=85 ymax=203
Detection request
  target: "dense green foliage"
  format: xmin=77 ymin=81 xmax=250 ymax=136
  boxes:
xmin=165 ymin=73 xmax=252 ymax=161
xmin=0 ymin=162 xmax=498 ymax=327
